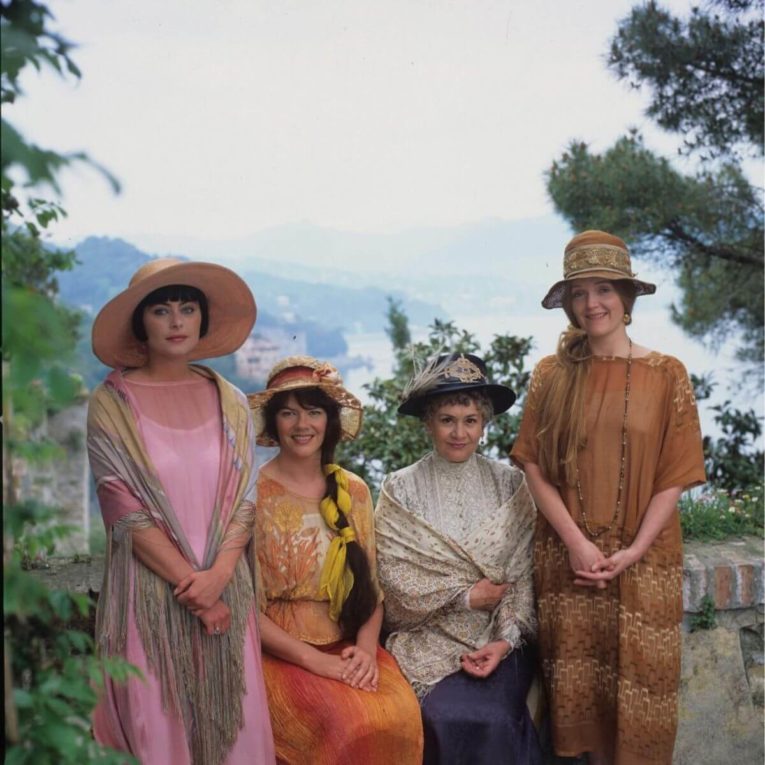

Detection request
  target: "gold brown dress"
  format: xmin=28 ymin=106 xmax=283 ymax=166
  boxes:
xmin=255 ymin=469 xmax=423 ymax=765
xmin=511 ymin=353 xmax=705 ymax=765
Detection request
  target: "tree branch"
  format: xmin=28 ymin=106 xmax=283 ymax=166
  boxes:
xmin=664 ymin=221 xmax=763 ymax=266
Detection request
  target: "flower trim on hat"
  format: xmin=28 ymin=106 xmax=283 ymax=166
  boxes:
xmin=248 ymin=356 xmax=363 ymax=447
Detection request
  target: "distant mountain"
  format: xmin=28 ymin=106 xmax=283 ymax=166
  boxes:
xmin=126 ymin=215 xmax=575 ymax=315
xmin=58 ymin=236 xmax=445 ymax=333
xmin=57 ymin=237 xmax=157 ymax=313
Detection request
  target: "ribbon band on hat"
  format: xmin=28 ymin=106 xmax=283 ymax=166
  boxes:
xmin=564 ymin=244 xmax=635 ymax=279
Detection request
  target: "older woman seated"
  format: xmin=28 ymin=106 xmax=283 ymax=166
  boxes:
xmin=375 ymin=353 xmax=541 ymax=765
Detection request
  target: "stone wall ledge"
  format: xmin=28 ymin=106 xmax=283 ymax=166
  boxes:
xmin=22 ymin=538 xmax=765 ymax=765
xmin=683 ymin=536 xmax=764 ymax=613
xmin=28 ymin=536 xmax=765 ymax=610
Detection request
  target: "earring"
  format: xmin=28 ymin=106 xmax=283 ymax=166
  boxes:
xmin=623 ymin=313 xmax=631 ymax=325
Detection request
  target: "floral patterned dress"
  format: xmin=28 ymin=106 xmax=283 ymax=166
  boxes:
xmin=255 ymin=469 xmax=423 ymax=765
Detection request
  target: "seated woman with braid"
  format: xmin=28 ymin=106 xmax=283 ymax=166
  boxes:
xmin=375 ymin=353 xmax=542 ymax=765
xmin=247 ymin=356 xmax=423 ymax=765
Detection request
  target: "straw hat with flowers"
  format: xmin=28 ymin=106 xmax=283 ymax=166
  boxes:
xmin=248 ymin=356 xmax=363 ymax=447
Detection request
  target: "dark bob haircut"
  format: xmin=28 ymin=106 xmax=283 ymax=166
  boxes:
xmin=130 ymin=284 xmax=209 ymax=342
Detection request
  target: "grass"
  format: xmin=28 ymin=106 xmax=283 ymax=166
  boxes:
xmin=680 ymin=484 xmax=764 ymax=541
xmin=689 ymin=595 xmax=717 ymax=632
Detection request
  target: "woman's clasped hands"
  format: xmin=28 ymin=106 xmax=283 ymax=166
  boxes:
xmin=174 ymin=567 xmax=230 ymax=636
xmin=569 ymin=536 xmax=641 ymax=588
xmin=305 ymin=646 xmax=379 ymax=692
xmin=196 ymin=601 xmax=231 ymax=637
xmin=341 ymin=645 xmax=379 ymax=692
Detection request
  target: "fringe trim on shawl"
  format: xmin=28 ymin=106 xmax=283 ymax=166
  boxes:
xmin=96 ymin=513 xmax=154 ymax=655
xmin=98 ymin=513 xmax=256 ymax=765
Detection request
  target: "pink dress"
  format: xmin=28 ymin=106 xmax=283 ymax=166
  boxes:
xmin=92 ymin=376 xmax=275 ymax=764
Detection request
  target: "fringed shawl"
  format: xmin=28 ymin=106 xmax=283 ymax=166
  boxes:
xmin=375 ymin=462 xmax=536 ymax=699
xmin=87 ymin=366 xmax=259 ymax=765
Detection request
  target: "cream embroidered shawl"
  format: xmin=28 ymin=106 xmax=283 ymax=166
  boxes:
xmin=375 ymin=454 xmax=536 ymax=698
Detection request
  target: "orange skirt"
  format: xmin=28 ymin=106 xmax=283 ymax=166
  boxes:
xmin=262 ymin=642 xmax=423 ymax=765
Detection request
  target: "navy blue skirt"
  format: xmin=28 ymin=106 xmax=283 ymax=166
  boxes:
xmin=420 ymin=647 xmax=542 ymax=765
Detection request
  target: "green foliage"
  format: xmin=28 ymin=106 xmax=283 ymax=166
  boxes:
xmin=4 ymin=507 xmax=141 ymax=765
xmin=0 ymin=1 xmax=118 ymax=198
xmin=546 ymin=1 xmax=764 ymax=367
xmin=608 ymin=0 xmax=763 ymax=159
xmin=704 ymin=402 xmax=764 ymax=493
xmin=680 ymin=486 xmax=764 ymax=541
xmin=691 ymin=373 xmax=764 ymax=495
xmin=689 ymin=595 xmax=718 ymax=632
xmin=3 ymin=2 xmax=132 ymax=760
xmin=338 ymin=299 xmax=533 ymax=491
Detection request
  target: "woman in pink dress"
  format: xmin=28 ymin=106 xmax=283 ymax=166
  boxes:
xmin=87 ymin=258 xmax=275 ymax=765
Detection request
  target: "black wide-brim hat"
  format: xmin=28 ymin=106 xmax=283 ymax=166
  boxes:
xmin=397 ymin=353 xmax=516 ymax=418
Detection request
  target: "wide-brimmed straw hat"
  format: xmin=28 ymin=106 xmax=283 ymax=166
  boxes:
xmin=92 ymin=257 xmax=256 ymax=368
xmin=247 ymin=356 xmax=363 ymax=447
xmin=397 ymin=353 xmax=516 ymax=418
xmin=542 ymin=230 xmax=656 ymax=309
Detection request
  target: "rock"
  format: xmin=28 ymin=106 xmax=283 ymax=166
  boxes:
xmin=747 ymin=665 xmax=764 ymax=707
xmin=740 ymin=623 xmax=765 ymax=708
xmin=26 ymin=555 xmax=104 ymax=594
xmin=683 ymin=537 xmax=764 ymax=612
xmin=675 ymin=628 xmax=764 ymax=765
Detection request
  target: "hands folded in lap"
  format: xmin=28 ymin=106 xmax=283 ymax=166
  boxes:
xmin=306 ymin=646 xmax=379 ymax=692
xmin=461 ymin=640 xmax=510 ymax=679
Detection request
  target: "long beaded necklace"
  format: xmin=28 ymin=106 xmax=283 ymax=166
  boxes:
xmin=576 ymin=338 xmax=632 ymax=539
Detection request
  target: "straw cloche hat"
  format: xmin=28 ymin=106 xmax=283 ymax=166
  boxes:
xmin=542 ymin=230 xmax=656 ymax=309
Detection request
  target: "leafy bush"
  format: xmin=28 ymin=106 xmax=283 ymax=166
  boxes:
xmin=680 ymin=485 xmax=764 ymax=541
xmin=703 ymin=402 xmax=764 ymax=495
xmin=5 ymin=503 xmax=141 ymax=765
xmin=692 ymin=374 xmax=764 ymax=498
xmin=338 ymin=299 xmax=533 ymax=491
xmin=3 ymin=3 xmax=134 ymax=760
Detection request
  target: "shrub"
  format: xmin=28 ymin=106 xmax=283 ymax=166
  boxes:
xmin=680 ymin=485 xmax=764 ymax=541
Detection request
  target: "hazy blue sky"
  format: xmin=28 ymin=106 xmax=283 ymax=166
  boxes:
xmin=11 ymin=0 xmax=761 ymax=426
xmin=13 ymin=0 xmax=706 ymax=247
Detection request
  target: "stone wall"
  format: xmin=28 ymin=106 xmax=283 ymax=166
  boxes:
xmin=28 ymin=537 xmax=764 ymax=764
xmin=676 ymin=537 xmax=764 ymax=765
xmin=18 ymin=399 xmax=91 ymax=556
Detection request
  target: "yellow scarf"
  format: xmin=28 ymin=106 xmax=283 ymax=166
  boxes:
xmin=318 ymin=464 xmax=356 ymax=621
